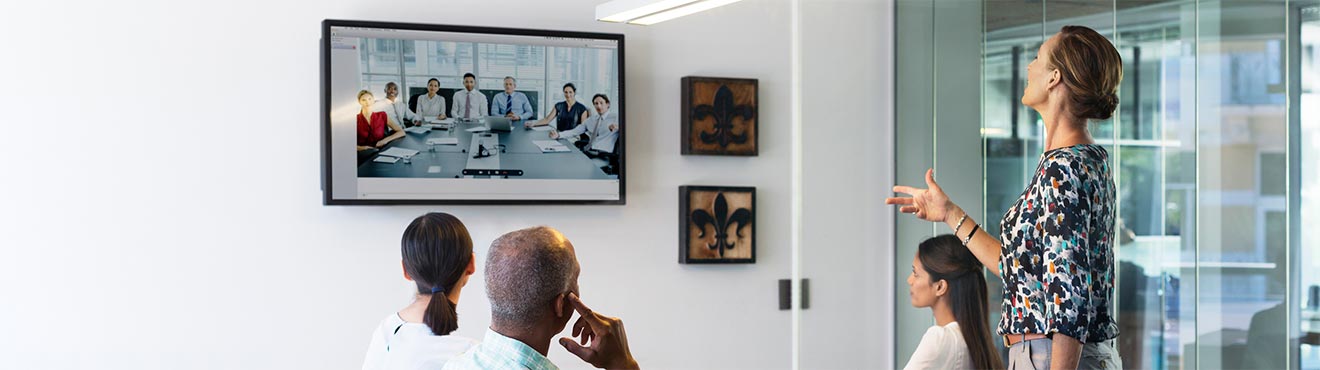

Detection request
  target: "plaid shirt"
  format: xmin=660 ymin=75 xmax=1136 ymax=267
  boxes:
xmin=443 ymin=329 xmax=558 ymax=370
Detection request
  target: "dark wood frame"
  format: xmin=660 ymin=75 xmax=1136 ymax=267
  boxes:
xmin=321 ymin=19 xmax=626 ymax=205
xmin=678 ymin=185 xmax=757 ymax=264
xmin=680 ymin=76 xmax=759 ymax=156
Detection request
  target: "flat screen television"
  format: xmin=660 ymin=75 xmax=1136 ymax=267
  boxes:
xmin=321 ymin=19 xmax=625 ymax=205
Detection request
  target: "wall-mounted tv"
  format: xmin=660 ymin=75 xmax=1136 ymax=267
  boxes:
xmin=321 ymin=19 xmax=625 ymax=205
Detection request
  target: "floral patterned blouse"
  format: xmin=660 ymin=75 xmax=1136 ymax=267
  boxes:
xmin=997 ymin=144 xmax=1118 ymax=343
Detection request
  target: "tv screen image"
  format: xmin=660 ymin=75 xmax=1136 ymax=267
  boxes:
xmin=321 ymin=19 xmax=625 ymax=204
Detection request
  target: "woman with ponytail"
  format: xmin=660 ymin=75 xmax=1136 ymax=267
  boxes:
xmin=362 ymin=212 xmax=478 ymax=370
xmin=904 ymin=235 xmax=1003 ymax=370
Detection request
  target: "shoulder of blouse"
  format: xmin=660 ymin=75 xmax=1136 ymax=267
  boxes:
xmin=1043 ymin=145 xmax=1108 ymax=167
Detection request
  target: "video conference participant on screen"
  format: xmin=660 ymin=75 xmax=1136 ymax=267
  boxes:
xmin=357 ymin=90 xmax=406 ymax=152
xmin=528 ymin=83 xmax=589 ymax=133
xmin=377 ymin=82 xmax=423 ymax=127
xmin=490 ymin=76 xmax=534 ymax=121
xmin=551 ymin=93 xmax=618 ymax=154
xmin=416 ymin=78 xmax=448 ymax=121
xmin=451 ymin=73 xmax=488 ymax=121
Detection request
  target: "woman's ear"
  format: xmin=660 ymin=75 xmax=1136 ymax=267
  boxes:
xmin=465 ymin=253 xmax=477 ymax=276
xmin=934 ymin=279 xmax=949 ymax=297
xmin=1047 ymin=69 xmax=1062 ymax=90
xmin=401 ymin=260 xmax=414 ymax=281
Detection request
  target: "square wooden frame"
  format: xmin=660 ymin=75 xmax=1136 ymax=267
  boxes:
xmin=678 ymin=185 xmax=757 ymax=264
xmin=680 ymin=76 xmax=759 ymax=156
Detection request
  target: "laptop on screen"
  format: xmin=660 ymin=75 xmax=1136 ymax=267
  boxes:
xmin=483 ymin=116 xmax=513 ymax=132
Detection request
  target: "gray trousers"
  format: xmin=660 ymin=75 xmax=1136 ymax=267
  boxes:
xmin=1006 ymin=338 xmax=1122 ymax=370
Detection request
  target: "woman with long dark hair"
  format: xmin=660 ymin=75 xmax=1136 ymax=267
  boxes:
xmin=889 ymin=25 xmax=1124 ymax=369
xmin=362 ymin=212 xmax=477 ymax=370
xmin=904 ymin=235 xmax=1003 ymax=370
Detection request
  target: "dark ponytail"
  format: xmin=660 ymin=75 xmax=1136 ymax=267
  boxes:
xmin=919 ymin=235 xmax=1004 ymax=370
xmin=401 ymin=212 xmax=474 ymax=335
xmin=423 ymin=289 xmax=459 ymax=336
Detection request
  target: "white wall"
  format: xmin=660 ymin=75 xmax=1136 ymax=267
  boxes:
xmin=0 ymin=0 xmax=893 ymax=369
xmin=798 ymin=0 xmax=894 ymax=368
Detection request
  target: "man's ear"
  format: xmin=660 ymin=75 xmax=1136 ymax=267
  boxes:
xmin=553 ymin=292 xmax=569 ymax=318
xmin=465 ymin=253 xmax=476 ymax=276
xmin=401 ymin=260 xmax=414 ymax=282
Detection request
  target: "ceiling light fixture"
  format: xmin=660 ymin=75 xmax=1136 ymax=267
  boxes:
xmin=596 ymin=0 xmax=744 ymax=25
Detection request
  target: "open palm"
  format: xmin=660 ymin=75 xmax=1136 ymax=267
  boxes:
xmin=885 ymin=168 xmax=954 ymax=223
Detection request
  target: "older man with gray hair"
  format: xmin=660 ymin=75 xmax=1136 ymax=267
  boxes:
xmin=444 ymin=226 xmax=639 ymax=370
xmin=490 ymin=76 xmax=534 ymax=121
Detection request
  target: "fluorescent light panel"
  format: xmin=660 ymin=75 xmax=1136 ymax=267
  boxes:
xmin=629 ymin=0 xmax=743 ymax=25
xmin=596 ymin=0 xmax=699 ymax=22
xmin=595 ymin=0 xmax=744 ymax=25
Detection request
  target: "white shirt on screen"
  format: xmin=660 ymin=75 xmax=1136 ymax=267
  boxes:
xmin=451 ymin=89 xmax=488 ymax=120
xmin=558 ymin=111 xmax=619 ymax=153
xmin=375 ymin=97 xmax=420 ymax=126
xmin=362 ymin=313 xmax=478 ymax=370
xmin=903 ymin=321 xmax=971 ymax=370
xmin=415 ymin=94 xmax=446 ymax=119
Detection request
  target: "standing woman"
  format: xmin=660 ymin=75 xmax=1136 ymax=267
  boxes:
xmin=887 ymin=25 xmax=1123 ymax=369
xmin=362 ymin=212 xmax=478 ymax=370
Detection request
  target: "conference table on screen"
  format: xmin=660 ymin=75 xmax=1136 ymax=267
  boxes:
xmin=357 ymin=118 xmax=613 ymax=180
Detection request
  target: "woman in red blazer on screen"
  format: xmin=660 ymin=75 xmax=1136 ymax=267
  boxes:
xmin=356 ymin=89 xmax=405 ymax=151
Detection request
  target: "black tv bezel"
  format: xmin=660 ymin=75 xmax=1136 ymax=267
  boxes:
xmin=321 ymin=19 xmax=626 ymax=206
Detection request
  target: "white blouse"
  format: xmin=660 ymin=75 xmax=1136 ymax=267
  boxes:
xmin=903 ymin=322 xmax=972 ymax=370
xmin=361 ymin=313 xmax=478 ymax=370
xmin=415 ymin=94 xmax=447 ymax=119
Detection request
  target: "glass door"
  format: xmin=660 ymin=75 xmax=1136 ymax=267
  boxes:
xmin=894 ymin=0 xmax=1316 ymax=368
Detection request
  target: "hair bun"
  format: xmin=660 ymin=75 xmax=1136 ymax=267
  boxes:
xmin=1080 ymin=92 xmax=1118 ymax=120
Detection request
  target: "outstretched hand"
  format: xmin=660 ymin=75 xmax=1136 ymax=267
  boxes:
xmin=559 ymin=293 xmax=639 ymax=370
xmin=885 ymin=168 xmax=957 ymax=223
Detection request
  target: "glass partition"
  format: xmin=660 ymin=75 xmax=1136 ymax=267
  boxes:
xmin=895 ymin=0 xmax=1316 ymax=368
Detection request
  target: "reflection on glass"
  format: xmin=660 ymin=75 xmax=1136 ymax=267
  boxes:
xmin=1193 ymin=2 xmax=1289 ymax=369
xmin=1299 ymin=4 xmax=1319 ymax=369
xmin=979 ymin=0 xmax=1295 ymax=369
xmin=899 ymin=0 xmax=1308 ymax=368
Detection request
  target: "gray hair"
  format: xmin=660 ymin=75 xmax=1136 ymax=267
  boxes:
xmin=503 ymin=76 xmax=516 ymax=84
xmin=485 ymin=226 xmax=578 ymax=327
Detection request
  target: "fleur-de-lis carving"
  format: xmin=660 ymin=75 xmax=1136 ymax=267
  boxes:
xmin=692 ymin=85 xmax=754 ymax=148
xmin=690 ymin=192 xmax=753 ymax=257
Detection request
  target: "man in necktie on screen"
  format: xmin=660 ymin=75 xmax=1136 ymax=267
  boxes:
xmin=491 ymin=76 xmax=534 ymax=122
xmin=551 ymin=93 xmax=618 ymax=155
xmin=451 ymin=72 xmax=489 ymax=121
